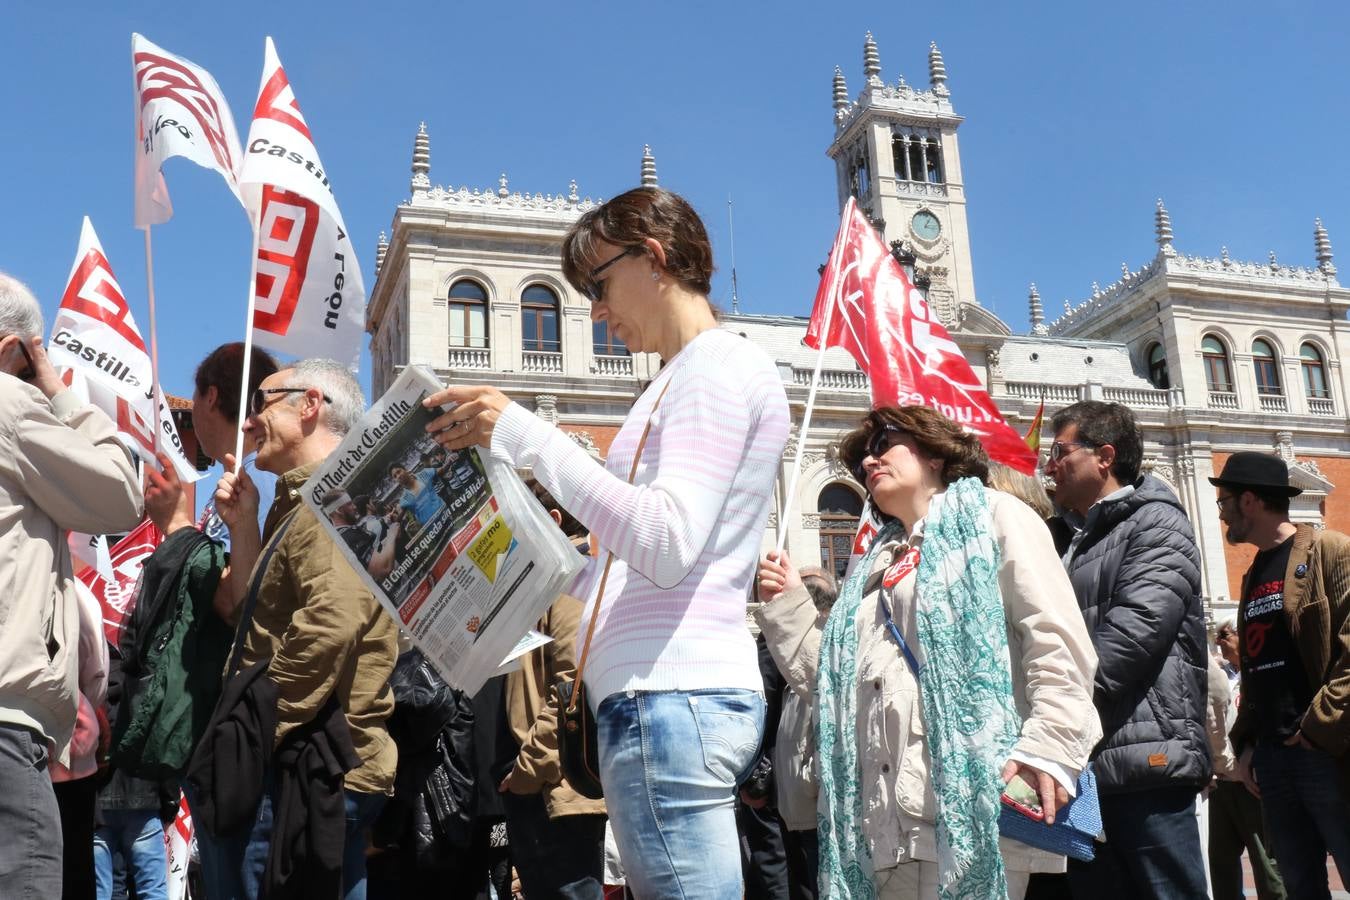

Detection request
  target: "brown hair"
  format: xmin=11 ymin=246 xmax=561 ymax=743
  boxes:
xmin=837 ymin=406 xmax=989 ymax=488
xmin=194 ymin=342 xmax=280 ymax=427
xmin=561 ymin=187 xmax=714 ymax=297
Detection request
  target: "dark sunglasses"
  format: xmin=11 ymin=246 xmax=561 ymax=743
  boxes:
xmin=849 ymin=424 xmax=907 ymax=484
xmin=13 ymin=339 xmax=35 ymax=382
xmin=582 ymin=247 xmax=641 ymax=304
xmin=249 ymin=386 xmax=332 ymax=417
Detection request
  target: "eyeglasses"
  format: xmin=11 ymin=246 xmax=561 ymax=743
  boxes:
xmin=1048 ymin=440 xmax=1095 ymax=462
xmin=849 ymin=424 xmax=907 ymax=483
xmin=1215 ymin=494 xmax=1237 ymax=510
xmin=582 ymin=247 xmax=641 ymax=304
xmin=13 ymin=339 xmax=35 ymax=382
xmin=249 ymin=387 xmax=332 ymax=417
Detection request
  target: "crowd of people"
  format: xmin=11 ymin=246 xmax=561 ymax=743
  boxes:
xmin=0 ymin=184 xmax=1347 ymax=900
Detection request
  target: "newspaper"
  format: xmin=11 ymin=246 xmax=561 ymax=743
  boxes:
xmin=302 ymin=365 xmax=584 ymax=694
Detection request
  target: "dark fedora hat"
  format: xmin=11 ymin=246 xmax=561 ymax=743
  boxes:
xmin=1208 ymin=451 xmax=1302 ymax=497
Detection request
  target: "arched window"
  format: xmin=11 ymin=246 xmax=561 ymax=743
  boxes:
xmin=1202 ymin=335 xmax=1233 ymax=393
xmin=521 ymin=284 xmax=560 ymax=353
xmin=592 ymin=321 xmax=628 ymax=356
xmin=1146 ymin=342 xmax=1170 ymax=390
xmin=1301 ymin=343 xmax=1330 ymax=399
xmin=1252 ymin=339 xmax=1282 ymax=395
xmin=448 ymin=279 xmax=488 ymax=349
xmin=818 ymin=483 xmax=864 ymax=583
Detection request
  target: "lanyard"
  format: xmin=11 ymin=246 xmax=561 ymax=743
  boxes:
xmin=877 ymin=586 xmax=924 ymax=679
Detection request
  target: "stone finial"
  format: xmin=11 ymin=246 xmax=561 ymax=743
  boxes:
xmin=498 ymin=173 xmax=509 ymax=197
xmin=375 ymin=230 xmax=388 ymax=275
xmin=832 ymin=66 xmax=848 ymax=112
xmin=1315 ymin=218 xmax=1336 ymax=275
xmin=1064 ymin=299 xmax=1072 ymax=314
xmin=640 ymin=145 xmax=658 ymax=187
xmin=928 ymin=41 xmax=948 ymax=94
xmin=1091 ymin=281 xmax=1101 ymax=298
xmin=568 ymin=179 xmax=579 ymax=203
xmin=1269 ymin=250 xmax=1279 ymax=272
xmin=410 ymin=122 xmax=430 ymax=194
xmin=1221 ymin=245 xmax=1231 ymax=266
xmin=1154 ymin=198 xmax=1175 ymax=256
xmin=1028 ymin=283 xmax=1047 ymax=335
xmin=863 ymin=32 xmax=881 ymax=84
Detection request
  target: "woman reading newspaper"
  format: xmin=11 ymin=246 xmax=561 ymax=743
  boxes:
xmin=424 ymin=186 xmax=790 ymax=899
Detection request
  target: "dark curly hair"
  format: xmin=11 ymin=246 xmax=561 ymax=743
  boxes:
xmin=837 ymin=406 xmax=989 ymax=490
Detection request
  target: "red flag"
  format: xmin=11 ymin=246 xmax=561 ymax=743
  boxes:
xmin=805 ymin=199 xmax=1037 ymax=475
xmin=78 ymin=518 xmax=162 ymax=647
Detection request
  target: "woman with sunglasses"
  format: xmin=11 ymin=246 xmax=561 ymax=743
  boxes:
xmin=424 ymin=186 xmax=790 ymax=899
xmin=757 ymin=406 xmax=1100 ymax=899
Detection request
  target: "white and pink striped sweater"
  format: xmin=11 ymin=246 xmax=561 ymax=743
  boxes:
xmin=492 ymin=328 xmax=790 ymax=704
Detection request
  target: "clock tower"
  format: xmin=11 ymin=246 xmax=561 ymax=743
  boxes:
xmin=828 ymin=35 xmax=980 ymax=329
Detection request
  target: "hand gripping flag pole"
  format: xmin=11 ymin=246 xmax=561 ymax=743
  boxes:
xmin=774 ymin=197 xmax=856 ymax=555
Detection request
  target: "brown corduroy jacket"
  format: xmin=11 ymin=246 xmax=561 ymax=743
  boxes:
xmin=504 ymin=593 xmax=606 ymax=818
xmin=1231 ymin=524 xmax=1350 ymax=777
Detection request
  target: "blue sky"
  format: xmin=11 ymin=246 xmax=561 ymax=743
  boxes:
xmin=2 ymin=1 xmax=1347 ymax=401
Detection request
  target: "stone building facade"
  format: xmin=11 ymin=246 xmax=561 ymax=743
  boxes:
xmin=366 ymin=35 xmax=1349 ymax=623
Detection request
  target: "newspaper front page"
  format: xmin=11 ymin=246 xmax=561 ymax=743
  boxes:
xmin=302 ymin=366 xmax=584 ymax=694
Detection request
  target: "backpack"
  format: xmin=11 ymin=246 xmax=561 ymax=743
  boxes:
xmin=112 ymin=529 xmax=231 ymax=780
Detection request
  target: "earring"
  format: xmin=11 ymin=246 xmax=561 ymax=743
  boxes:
xmin=651 ymin=272 xmax=660 ymax=281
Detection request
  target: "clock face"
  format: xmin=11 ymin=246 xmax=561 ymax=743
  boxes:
xmin=911 ymin=210 xmax=941 ymax=241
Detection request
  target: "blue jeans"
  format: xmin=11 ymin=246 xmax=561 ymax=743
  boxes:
xmin=194 ymin=775 xmax=385 ymax=900
xmin=94 ymin=809 xmax=169 ymax=900
xmin=1065 ymin=785 xmax=1207 ymax=899
xmin=597 ymin=688 xmax=765 ymax=900
xmin=1253 ymin=742 xmax=1350 ymax=899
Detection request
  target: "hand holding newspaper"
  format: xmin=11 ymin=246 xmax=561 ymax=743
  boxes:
xmin=302 ymin=366 xmax=585 ymax=695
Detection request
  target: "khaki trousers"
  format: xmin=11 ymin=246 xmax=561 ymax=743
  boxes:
xmin=875 ymin=861 xmax=1030 ymax=899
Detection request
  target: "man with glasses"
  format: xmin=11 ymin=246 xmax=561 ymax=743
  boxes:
xmin=1210 ymin=451 xmax=1350 ymax=897
xmin=208 ymin=359 xmax=398 ymax=899
xmin=1044 ymin=400 xmax=1210 ymax=899
xmin=0 ymin=272 xmax=143 ymax=894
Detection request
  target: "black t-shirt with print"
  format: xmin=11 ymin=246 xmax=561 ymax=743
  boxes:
xmin=1240 ymin=536 xmax=1312 ymax=744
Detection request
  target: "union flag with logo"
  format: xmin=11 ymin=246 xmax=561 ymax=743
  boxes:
xmin=805 ymin=198 xmax=1036 ymax=476
xmin=239 ymin=37 xmax=365 ymax=369
xmin=132 ymin=33 xmax=245 ymax=227
xmin=49 ymin=218 xmax=201 ymax=483
xmin=78 ymin=517 xmax=164 ymax=647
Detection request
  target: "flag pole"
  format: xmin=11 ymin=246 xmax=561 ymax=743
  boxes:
xmin=141 ymin=227 xmax=163 ymax=459
xmin=233 ymin=208 xmax=263 ymax=471
xmin=774 ymin=197 xmax=855 ymax=555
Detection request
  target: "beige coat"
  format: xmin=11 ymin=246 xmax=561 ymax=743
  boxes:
xmin=504 ymin=594 xmax=606 ymax=818
xmin=757 ymin=490 xmax=1101 ymax=875
xmin=0 ymin=381 xmax=142 ymax=756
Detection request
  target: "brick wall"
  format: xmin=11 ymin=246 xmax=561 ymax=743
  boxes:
xmin=1214 ymin=450 xmax=1350 ymax=601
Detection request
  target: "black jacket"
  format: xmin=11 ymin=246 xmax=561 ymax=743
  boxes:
xmin=1063 ymin=475 xmax=1211 ymax=794
xmin=266 ymin=696 xmax=360 ymax=900
xmin=373 ymin=651 xmax=476 ymax=867
xmin=184 ymin=659 xmax=277 ymax=837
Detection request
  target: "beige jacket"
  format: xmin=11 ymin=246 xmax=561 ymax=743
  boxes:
xmin=758 ymin=490 xmax=1101 ymax=875
xmin=1206 ymin=655 xmax=1238 ymax=778
xmin=0 ymin=380 xmax=142 ymax=755
xmin=237 ymin=462 xmax=399 ymax=795
xmin=504 ymin=594 xmax=606 ymax=818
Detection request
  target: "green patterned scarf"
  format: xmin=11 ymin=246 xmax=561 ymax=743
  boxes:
xmin=817 ymin=478 xmax=1022 ymax=899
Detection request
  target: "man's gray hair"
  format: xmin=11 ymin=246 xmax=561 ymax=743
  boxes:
xmin=284 ymin=358 xmax=365 ymax=436
xmin=0 ymin=272 xmax=45 ymax=339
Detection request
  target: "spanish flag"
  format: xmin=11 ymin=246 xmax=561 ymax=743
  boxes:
xmin=1024 ymin=397 xmax=1045 ymax=455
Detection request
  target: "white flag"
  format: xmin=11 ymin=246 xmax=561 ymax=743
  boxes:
xmin=49 ymin=219 xmax=201 ymax=483
xmin=132 ymin=33 xmax=244 ymax=228
xmin=239 ymin=37 xmax=365 ymax=370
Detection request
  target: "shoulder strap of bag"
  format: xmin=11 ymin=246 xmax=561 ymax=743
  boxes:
xmin=569 ymin=378 xmax=672 ymax=713
xmin=226 ymin=508 xmax=301 ymax=679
